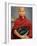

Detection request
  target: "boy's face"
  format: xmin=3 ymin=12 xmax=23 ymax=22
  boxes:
xmin=18 ymin=7 xmax=26 ymax=16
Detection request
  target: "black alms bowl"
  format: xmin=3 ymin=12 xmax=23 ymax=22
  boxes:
xmin=17 ymin=26 xmax=28 ymax=35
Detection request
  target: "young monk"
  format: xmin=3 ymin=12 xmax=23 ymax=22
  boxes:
xmin=11 ymin=7 xmax=32 ymax=39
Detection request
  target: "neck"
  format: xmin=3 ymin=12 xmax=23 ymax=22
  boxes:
xmin=19 ymin=15 xmax=26 ymax=19
xmin=19 ymin=16 xmax=25 ymax=19
xmin=22 ymin=16 xmax=24 ymax=19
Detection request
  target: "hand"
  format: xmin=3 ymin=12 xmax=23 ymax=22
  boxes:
xmin=20 ymin=35 xmax=29 ymax=39
xmin=14 ymin=30 xmax=29 ymax=39
xmin=20 ymin=31 xmax=29 ymax=39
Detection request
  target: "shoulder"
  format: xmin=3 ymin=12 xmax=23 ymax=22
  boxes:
xmin=26 ymin=17 xmax=32 ymax=25
xmin=14 ymin=18 xmax=20 ymax=24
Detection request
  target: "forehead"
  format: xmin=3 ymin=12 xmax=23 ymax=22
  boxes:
xmin=18 ymin=7 xmax=26 ymax=11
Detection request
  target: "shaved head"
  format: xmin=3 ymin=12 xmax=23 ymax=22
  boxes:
xmin=18 ymin=7 xmax=26 ymax=12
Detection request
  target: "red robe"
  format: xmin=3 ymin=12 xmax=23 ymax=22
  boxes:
xmin=11 ymin=16 xmax=32 ymax=39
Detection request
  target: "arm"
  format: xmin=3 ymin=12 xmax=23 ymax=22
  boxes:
xmin=14 ymin=29 xmax=29 ymax=39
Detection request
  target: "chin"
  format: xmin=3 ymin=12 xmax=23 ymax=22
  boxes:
xmin=20 ymin=15 xmax=24 ymax=17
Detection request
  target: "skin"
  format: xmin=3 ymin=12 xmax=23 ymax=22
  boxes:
xmin=18 ymin=7 xmax=26 ymax=17
xmin=14 ymin=7 xmax=29 ymax=39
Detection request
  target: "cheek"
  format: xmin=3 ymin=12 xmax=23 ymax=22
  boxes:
xmin=18 ymin=12 xmax=21 ymax=14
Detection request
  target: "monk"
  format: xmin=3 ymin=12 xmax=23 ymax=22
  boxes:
xmin=11 ymin=7 xmax=32 ymax=39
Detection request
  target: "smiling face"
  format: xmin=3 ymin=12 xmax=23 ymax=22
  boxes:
xmin=18 ymin=7 xmax=26 ymax=17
